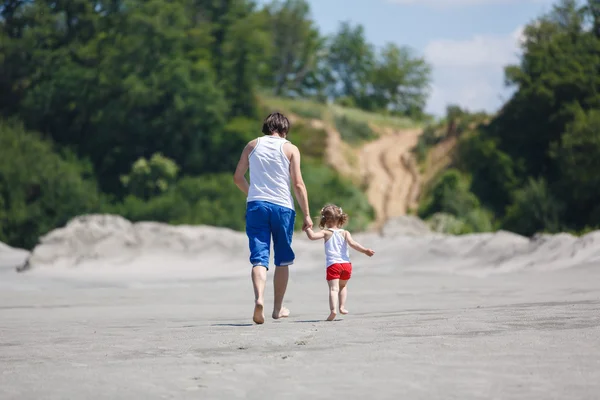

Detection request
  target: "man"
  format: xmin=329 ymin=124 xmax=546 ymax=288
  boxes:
xmin=233 ymin=112 xmax=312 ymax=324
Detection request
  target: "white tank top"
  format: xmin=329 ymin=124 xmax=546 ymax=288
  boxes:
xmin=324 ymin=228 xmax=350 ymax=267
xmin=247 ymin=136 xmax=295 ymax=210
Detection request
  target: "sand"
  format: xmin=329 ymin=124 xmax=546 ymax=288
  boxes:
xmin=1 ymin=215 xmax=599 ymax=399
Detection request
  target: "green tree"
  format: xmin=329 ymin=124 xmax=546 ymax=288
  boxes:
xmin=325 ymin=22 xmax=375 ymax=105
xmin=503 ymin=178 xmax=563 ymax=236
xmin=456 ymin=133 xmax=518 ymax=214
xmin=1 ymin=0 xmax=228 ymax=195
xmin=552 ymin=107 xmax=600 ymax=228
xmin=588 ymin=0 xmax=600 ymax=37
xmin=490 ymin=0 xmax=600 ymax=180
xmin=262 ymin=0 xmax=325 ymax=97
xmin=186 ymin=0 xmax=270 ymax=118
xmin=418 ymin=169 xmax=481 ymax=219
xmin=0 ymin=120 xmax=103 ymax=249
xmin=220 ymin=9 xmax=271 ymax=118
xmin=120 ymin=153 xmax=179 ymax=200
xmin=371 ymin=43 xmax=431 ymax=117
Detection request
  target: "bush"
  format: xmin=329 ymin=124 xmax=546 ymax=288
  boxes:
xmin=502 ymin=178 xmax=563 ymax=236
xmin=0 ymin=120 xmax=104 ymax=249
xmin=463 ymin=208 xmax=494 ymax=233
xmin=112 ymin=193 xmax=191 ymax=224
xmin=334 ymin=114 xmax=376 ymax=144
xmin=334 ymin=96 xmax=357 ymax=108
xmin=290 ymin=122 xmax=327 ymax=160
xmin=418 ymin=169 xmax=480 ymax=219
xmin=456 ymin=133 xmax=518 ymax=214
xmin=120 ymin=153 xmax=179 ymax=200
xmin=415 ymin=124 xmax=442 ymax=162
xmin=418 ymin=169 xmax=495 ymax=235
xmin=301 ymin=160 xmax=374 ymax=232
xmin=427 ymin=213 xmax=468 ymax=235
xmin=115 ymin=174 xmax=247 ymax=231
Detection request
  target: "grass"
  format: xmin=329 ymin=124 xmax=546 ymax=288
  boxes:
xmin=259 ymin=94 xmax=422 ymax=143
xmin=330 ymin=104 xmax=419 ymax=131
xmin=333 ymin=114 xmax=377 ymax=144
xmin=260 ymin=95 xmax=324 ymax=120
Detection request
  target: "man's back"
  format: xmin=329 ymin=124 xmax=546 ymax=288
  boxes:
xmin=247 ymin=136 xmax=294 ymax=210
xmin=233 ymin=111 xmax=313 ymax=324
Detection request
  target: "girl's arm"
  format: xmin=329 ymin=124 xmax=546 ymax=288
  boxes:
xmin=305 ymin=228 xmax=326 ymax=241
xmin=345 ymin=231 xmax=375 ymax=256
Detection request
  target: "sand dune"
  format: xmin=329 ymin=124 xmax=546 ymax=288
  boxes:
xmin=8 ymin=214 xmax=600 ymax=281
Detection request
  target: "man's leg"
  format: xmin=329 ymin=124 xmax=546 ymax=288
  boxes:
xmin=271 ymin=205 xmax=296 ymax=320
xmin=246 ymin=202 xmax=271 ymax=325
xmin=272 ymin=266 xmax=290 ymax=319
xmin=252 ymin=266 xmax=267 ymax=324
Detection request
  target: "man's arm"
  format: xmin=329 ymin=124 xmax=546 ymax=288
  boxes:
xmin=288 ymin=144 xmax=312 ymax=230
xmin=305 ymin=228 xmax=325 ymax=241
xmin=233 ymin=142 xmax=252 ymax=195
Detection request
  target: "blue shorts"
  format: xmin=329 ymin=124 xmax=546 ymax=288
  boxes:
xmin=245 ymin=201 xmax=296 ymax=269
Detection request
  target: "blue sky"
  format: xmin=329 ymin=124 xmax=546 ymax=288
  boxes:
xmin=259 ymin=0 xmax=558 ymax=116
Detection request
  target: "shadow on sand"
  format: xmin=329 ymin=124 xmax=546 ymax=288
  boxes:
xmin=211 ymin=323 xmax=254 ymax=327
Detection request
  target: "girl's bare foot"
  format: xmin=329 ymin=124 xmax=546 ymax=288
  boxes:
xmin=272 ymin=307 xmax=290 ymax=320
xmin=253 ymin=301 xmax=265 ymax=324
xmin=326 ymin=311 xmax=337 ymax=321
xmin=339 ymin=307 xmax=349 ymax=315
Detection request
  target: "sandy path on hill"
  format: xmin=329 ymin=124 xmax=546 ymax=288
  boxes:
xmin=359 ymin=129 xmax=422 ymax=229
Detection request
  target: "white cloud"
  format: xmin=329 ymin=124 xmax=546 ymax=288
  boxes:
xmin=423 ymin=28 xmax=524 ymax=115
xmin=424 ymin=27 xmax=524 ymax=67
xmin=387 ymin=0 xmax=552 ymax=7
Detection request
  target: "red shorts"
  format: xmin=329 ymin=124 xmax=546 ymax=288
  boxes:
xmin=326 ymin=263 xmax=352 ymax=281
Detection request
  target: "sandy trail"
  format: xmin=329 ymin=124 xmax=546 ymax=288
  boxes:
xmin=290 ymin=112 xmax=424 ymax=225
xmin=359 ymin=129 xmax=422 ymax=229
xmin=307 ymin=119 xmax=356 ymax=179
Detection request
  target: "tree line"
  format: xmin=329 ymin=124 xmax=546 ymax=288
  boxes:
xmin=418 ymin=0 xmax=600 ymax=237
xmin=5 ymin=0 xmax=424 ymax=248
xmin=2 ymin=0 xmax=598 ymax=248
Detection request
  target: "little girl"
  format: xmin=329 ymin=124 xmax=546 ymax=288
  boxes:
xmin=305 ymin=204 xmax=375 ymax=321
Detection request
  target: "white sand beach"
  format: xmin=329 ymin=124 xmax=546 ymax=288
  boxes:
xmin=1 ymin=215 xmax=599 ymax=399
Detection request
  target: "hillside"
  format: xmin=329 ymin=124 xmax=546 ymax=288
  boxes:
xmin=261 ymin=96 xmax=431 ymax=231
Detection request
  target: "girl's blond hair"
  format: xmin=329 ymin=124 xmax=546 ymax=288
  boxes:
xmin=319 ymin=204 xmax=348 ymax=229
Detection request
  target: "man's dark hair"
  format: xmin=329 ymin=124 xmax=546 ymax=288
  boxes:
xmin=262 ymin=112 xmax=290 ymax=136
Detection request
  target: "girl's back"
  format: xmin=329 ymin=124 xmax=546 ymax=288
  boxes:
xmin=324 ymin=228 xmax=350 ymax=267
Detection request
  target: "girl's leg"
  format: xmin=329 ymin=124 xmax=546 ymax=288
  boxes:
xmin=327 ymin=279 xmax=340 ymax=321
xmin=339 ymin=280 xmax=349 ymax=314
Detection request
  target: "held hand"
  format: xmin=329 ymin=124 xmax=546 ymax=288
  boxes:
xmin=364 ymin=249 xmax=375 ymax=257
xmin=302 ymin=216 xmax=313 ymax=231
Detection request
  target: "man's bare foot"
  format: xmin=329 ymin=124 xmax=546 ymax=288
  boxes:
xmin=326 ymin=311 xmax=337 ymax=321
xmin=272 ymin=307 xmax=290 ymax=320
xmin=253 ymin=301 xmax=265 ymax=324
xmin=339 ymin=307 xmax=349 ymax=315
